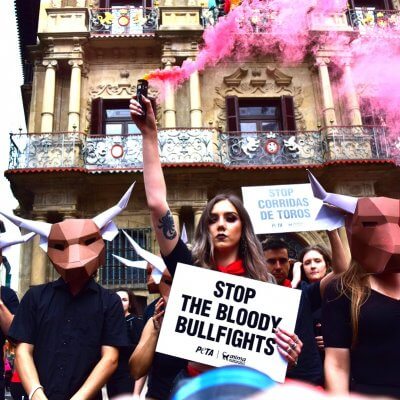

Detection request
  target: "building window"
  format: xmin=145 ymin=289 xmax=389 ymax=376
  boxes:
xmin=90 ymin=98 xmax=140 ymax=135
xmin=99 ymin=228 xmax=151 ymax=288
xmin=349 ymin=0 xmax=393 ymax=9
xmin=360 ymin=98 xmax=386 ymax=126
xmin=226 ymin=96 xmax=296 ymax=132
xmin=100 ymin=0 xmax=150 ymax=8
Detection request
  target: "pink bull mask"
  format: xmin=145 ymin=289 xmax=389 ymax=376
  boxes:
xmin=0 ymin=183 xmax=135 ymax=284
xmin=308 ymin=171 xmax=400 ymax=274
xmin=47 ymin=219 xmax=105 ymax=283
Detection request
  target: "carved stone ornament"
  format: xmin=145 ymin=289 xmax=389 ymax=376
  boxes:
xmin=214 ymin=66 xmax=306 ymax=130
xmin=223 ymin=67 xmax=248 ymax=87
xmin=266 ymin=67 xmax=293 ymax=86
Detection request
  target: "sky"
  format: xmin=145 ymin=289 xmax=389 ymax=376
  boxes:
xmin=0 ymin=0 xmax=27 ymax=289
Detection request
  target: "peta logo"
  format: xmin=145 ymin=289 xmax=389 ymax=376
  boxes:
xmin=222 ymin=352 xmax=246 ymax=365
xmin=195 ymin=346 xmax=214 ymax=356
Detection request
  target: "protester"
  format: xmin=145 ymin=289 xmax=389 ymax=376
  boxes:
xmin=107 ymin=288 xmax=144 ymax=399
xmin=296 ymin=244 xmax=333 ymax=353
xmin=4 ymin=187 xmax=133 ymax=400
xmin=129 ymin=94 xmax=303 ymax=388
xmin=298 ymin=245 xmax=332 ymax=284
xmin=9 ymin=369 xmax=26 ymax=400
xmin=0 ymin=289 xmax=19 ymax=400
xmin=308 ymin=172 xmax=400 ymax=398
xmin=0 ymin=218 xmax=33 ymax=400
xmin=130 ymin=264 xmax=188 ymax=400
xmin=262 ymin=231 xmax=348 ymax=386
xmin=323 ymin=262 xmax=400 ymax=398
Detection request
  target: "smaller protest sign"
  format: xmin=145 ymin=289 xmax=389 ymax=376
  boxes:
xmin=156 ymin=263 xmax=301 ymax=383
xmin=242 ymin=183 xmax=343 ymax=234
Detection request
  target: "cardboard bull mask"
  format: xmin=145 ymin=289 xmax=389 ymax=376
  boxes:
xmin=308 ymin=171 xmax=400 ymax=274
xmin=0 ymin=183 xmax=134 ymax=283
xmin=146 ymin=263 xmax=172 ymax=301
xmin=113 ymin=231 xmax=172 ymax=301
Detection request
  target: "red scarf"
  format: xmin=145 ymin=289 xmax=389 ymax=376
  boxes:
xmin=282 ymin=279 xmax=292 ymax=288
xmin=217 ymin=259 xmax=245 ymax=276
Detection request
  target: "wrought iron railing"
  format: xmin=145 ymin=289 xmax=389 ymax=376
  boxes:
xmin=8 ymin=126 xmax=396 ymax=171
xmin=89 ymin=6 xmax=159 ymax=35
xmin=83 ymin=128 xmax=215 ymax=170
xmin=8 ymin=132 xmax=86 ymax=169
xmin=216 ymin=130 xmax=325 ymax=166
xmin=347 ymin=8 xmax=400 ymax=32
xmin=321 ymin=125 xmax=391 ymax=161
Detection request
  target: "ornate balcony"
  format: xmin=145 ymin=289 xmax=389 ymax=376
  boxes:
xmin=322 ymin=125 xmax=391 ymax=161
xmin=216 ymin=130 xmax=324 ymax=166
xmin=347 ymin=8 xmax=400 ymax=33
xmin=7 ymin=126 xmax=395 ymax=172
xmin=9 ymin=132 xmax=86 ymax=170
xmin=89 ymin=6 xmax=159 ymax=35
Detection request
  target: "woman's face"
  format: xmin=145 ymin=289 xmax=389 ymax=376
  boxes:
xmin=208 ymin=200 xmax=242 ymax=255
xmin=117 ymin=290 xmax=130 ymax=315
xmin=302 ymin=250 xmax=327 ymax=282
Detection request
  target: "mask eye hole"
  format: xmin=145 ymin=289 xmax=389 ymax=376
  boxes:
xmin=50 ymin=243 xmax=65 ymax=251
xmin=84 ymin=237 xmax=97 ymax=246
xmin=362 ymin=221 xmax=378 ymax=227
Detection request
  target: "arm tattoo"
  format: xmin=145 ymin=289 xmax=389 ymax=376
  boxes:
xmin=158 ymin=210 xmax=177 ymax=240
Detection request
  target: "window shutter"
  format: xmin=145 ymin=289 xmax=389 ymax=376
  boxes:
xmin=90 ymin=97 xmax=104 ymax=135
xmin=281 ymin=96 xmax=296 ymax=131
xmin=226 ymin=96 xmax=239 ymax=132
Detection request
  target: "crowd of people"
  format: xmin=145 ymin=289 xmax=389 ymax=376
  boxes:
xmin=0 ymin=94 xmax=398 ymax=400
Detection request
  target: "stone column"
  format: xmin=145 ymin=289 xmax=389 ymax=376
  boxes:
xmin=68 ymin=60 xmax=83 ymax=131
xmin=162 ymin=58 xmax=177 ymax=128
xmin=41 ymin=60 xmax=58 ymax=133
xmin=193 ymin=207 xmax=203 ymax=230
xmin=30 ymin=213 xmax=49 ymax=286
xmin=343 ymin=60 xmax=362 ymax=126
xmin=188 ymin=58 xmax=203 ymax=128
xmin=316 ymin=58 xmax=337 ymax=126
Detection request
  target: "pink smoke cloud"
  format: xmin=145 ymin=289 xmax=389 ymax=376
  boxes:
xmin=145 ymin=0 xmax=400 ymax=155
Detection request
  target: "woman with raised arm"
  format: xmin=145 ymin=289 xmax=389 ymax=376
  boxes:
xmin=129 ymin=95 xmax=303 ymax=389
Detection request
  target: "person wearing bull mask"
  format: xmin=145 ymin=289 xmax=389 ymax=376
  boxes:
xmin=307 ymin=172 xmax=400 ymax=398
xmin=2 ymin=184 xmax=134 ymax=400
xmin=0 ymin=219 xmax=35 ymax=400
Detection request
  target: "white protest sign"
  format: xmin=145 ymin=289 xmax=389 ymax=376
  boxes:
xmin=242 ymin=183 xmax=343 ymax=234
xmin=156 ymin=263 xmax=301 ymax=383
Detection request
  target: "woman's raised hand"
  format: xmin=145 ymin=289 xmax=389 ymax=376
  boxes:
xmin=129 ymin=95 xmax=157 ymax=137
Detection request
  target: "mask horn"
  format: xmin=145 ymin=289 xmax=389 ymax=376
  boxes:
xmin=92 ymin=182 xmax=135 ymax=230
xmin=0 ymin=232 xmax=36 ymax=250
xmin=0 ymin=210 xmax=52 ymax=238
xmin=307 ymin=170 xmax=358 ymax=214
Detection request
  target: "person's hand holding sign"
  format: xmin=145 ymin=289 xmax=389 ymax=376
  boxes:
xmin=274 ymin=327 xmax=303 ymax=368
xmin=152 ymin=297 xmax=165 ymax=331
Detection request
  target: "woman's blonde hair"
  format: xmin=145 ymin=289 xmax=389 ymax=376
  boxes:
xmin=191 ymin=193 xmax=274 ymax=283
xmin=337 ymin=260 xmax=371 ymax=346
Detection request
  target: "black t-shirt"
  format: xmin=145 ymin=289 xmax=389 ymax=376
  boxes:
xmin=145 ymin=298 xmax=188 ymax=400
xmin=8 ymin=278 xmax=128 ymax=400
xmin=286 ymin=281 xmax=323 ymax=385
xmin=162 ymin=238 xmax=193 ymax=278
xmin=323 ymin=282 xmax=400 ymax=398
xmin=0 ymin=286 xmax=19 ymax=376
xmin=110 ymin=313 xmax=144 ymax=379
